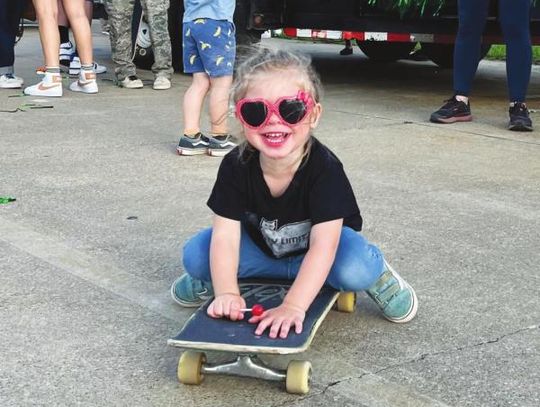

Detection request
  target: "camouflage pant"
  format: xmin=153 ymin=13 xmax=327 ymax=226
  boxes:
xmin=105 ymin=0 xmax=172 ymax=79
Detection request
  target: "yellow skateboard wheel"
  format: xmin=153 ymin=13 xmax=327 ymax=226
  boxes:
xmin=286 ymin=360 xmax=312 ymax=394
xmin=178 ymin=350 xmax=206 ymax=385
xmin=336 ymin=292 xmax=356 ymax=313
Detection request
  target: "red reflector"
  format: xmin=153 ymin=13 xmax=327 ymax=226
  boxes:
xmin=387 ymin=33 xmax=411 ymax=42
xmin=283 ymin=28 xmax=297 ymax=38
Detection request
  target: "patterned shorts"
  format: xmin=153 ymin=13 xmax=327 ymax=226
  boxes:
xmin=182 ymin=18 xmax=236 ymax=77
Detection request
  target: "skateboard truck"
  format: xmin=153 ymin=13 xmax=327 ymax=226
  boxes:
xmin=178 ymin=351 xmax=312 ymax=394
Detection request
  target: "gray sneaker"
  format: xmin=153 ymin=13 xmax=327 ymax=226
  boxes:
xmin=207 ymin=134 xmax=237 ymax=157
xmin=119 ymin=75 xmax=143 ymax=89
xmin=366 ymin=260 xmax=418 ymax=323
xmin=176 ymin=132 xmax=210 ymax=155
xmin=170 ymin=274 xmax=214 ymax=307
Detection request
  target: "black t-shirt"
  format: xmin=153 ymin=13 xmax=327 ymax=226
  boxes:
xmin=207 ymin=137 xmax=363 ymax=259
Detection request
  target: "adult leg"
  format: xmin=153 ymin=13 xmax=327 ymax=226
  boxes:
xmin=24 ymin=0 xmax=63 ymax=96
xmin=499 ymin=0 xmax=532 ymax=103
xmin=453 ymin=0 xmax=490 ymax=98
xmin=140 ymin=0 xmax=172 ymax=79
xmin=104 ymin=0 xmax=137 ymax=80
xmin=62 ymin=0 xmax=92 ymax=65
xmin=0 ymin=0 xmax=27 ymax=75
xmin=33 ymin=0 xmax=60 ymax=67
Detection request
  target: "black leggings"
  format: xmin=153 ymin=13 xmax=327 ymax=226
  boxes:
xmin=0 ymin=0 xmax=26 ymax=72
xmin=454 ymin=0 xmax=532 ymax=102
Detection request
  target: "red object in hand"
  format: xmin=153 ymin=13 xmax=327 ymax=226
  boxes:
xmin=251 ymin=304 xmax=264 ymax=316
xmin=241 ymin=304 xmax=265 ymax=316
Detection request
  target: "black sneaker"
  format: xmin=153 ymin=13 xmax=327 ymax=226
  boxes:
xmin=176 ymin=132 xmax=209 ymax=155
xmin=430 ymin=96 xmax=473 ymax=124
xmin=340 ymin=47 xmax=353 ymax=56
xmin=508 ymin=102 xmax=533 ymax=132
xmin=207 ymin=134 xmax=237 ymax=157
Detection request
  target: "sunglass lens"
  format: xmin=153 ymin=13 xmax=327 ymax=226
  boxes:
xmin=240 ymin=102 xmax=268 ymax=127
xmin=279 ymin=99 xmax=307 ymax=124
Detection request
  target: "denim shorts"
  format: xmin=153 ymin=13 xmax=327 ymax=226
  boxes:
xmin=182 ymin=18 xmax=236 ymax=77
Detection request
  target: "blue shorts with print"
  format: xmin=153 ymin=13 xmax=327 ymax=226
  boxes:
xmin=182 ymin=19 xmax=236 ymax=77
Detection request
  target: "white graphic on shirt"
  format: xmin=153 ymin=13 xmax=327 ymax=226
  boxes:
xmin=259 ymin=217 xmax=312 ymax=258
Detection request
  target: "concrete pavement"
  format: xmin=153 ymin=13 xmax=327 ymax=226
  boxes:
xmin=1 ymin=28 xmax=539 ymax=407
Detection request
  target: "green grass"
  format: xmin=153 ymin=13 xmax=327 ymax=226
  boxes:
xmin=486 ymin=45 xmax=540 ymax=63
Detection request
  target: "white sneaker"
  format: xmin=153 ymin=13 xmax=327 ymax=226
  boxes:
xmin=93 ymin=62 xmax=107 ymax=74
xmin=69 ymin=70 xmax=98 ymax=94
xmin=24 ymin=72 xmax=63 ymax=97
xmin=69 ymin=57 xmax=107 ymax=75
xmin=119 ymin=75 xmax=143 ymax=89
xmin=153 ymin=76 xmax=171 ymax=90
xmin=0 ymin=73 xmax=24 ymax=89
xmin=69 ymin=56 xmax=81 ymax=75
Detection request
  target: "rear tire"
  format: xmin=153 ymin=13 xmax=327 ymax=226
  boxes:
xmin=421 ymin=43 xmax=492 ymax=69
xmin=357 ymin=41 xmax=416 ymax=62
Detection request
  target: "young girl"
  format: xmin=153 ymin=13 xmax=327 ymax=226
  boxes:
xmin=171 ymin=48 xmax=418 ymax=339
xmin=24 ymin=0 xmax=97 ymax=97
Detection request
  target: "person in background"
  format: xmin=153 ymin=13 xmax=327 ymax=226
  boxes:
xmin=176 ymin=0 xmax=237 ymax=157
xmin=24 ymin=0 xmax=98 ymax=96
xmin=430 ymin=0 xmax=533 ymax=132
xmin=0 ymin=0 xmax=27 ymax=89
xmin=340 ymin=38 xmax=353 ymax=56
xmin=104 ymin=0 xmax=172 ymax=90
xmin=55 ymin=0 xmax=107 ymax=76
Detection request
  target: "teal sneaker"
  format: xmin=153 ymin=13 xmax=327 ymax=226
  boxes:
xmin=366 ymin=260 xmax=418 ymax=323
xmin=170 ymin=274 xmax=214 ymax=307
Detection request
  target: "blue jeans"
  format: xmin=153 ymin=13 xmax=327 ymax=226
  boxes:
xmin=454 ymin=0 xmax=532 ymax=102
xmin=0 ymin=0 xmax=26 ymax=74
xmin=182 ymin=227 xmax=385 ymax=292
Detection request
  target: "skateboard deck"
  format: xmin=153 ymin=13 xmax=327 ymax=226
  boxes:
xmin=167 ymin=280 xmax=355 ymax=394
xmin=168 ymin=281 xmax=339 ymax=355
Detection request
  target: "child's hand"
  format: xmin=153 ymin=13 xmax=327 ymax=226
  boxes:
xmin=248 ymin=303 xmax=306 ymax=339
xmin=207 ymin=293 xmax=246 ymax=321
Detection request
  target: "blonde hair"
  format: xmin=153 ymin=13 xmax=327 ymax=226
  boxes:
xmin=230 ymin=47 xmax=323 ymax=160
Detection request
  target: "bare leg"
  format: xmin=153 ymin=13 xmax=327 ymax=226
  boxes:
xmin=62 ymin=0 xmax=93 ymax=65
xmin=183 ymin=72 xmax=210 ymax=134
xmin=209 ymin=75 xmax=233 ymax=134
xmin=33 ymin=0 xmax=60 ymax=67
xmin=57 ymin=0 xmax=68 ymax=26
xmin=84 ymin=0 xmax=92 ymax=22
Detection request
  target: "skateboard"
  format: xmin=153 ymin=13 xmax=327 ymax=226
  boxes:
xmin=168 ymin=280 xmax=356 ymax=394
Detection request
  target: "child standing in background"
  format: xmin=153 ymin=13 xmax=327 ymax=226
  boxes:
xmin=176 ymin=0 xmax=237 ymax=157
xmin=171 ymin=48 xmax=418 ymax=339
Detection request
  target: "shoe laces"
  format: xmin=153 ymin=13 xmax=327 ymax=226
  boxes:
xmin=510 ymin=102 xmax=528 ymax=115
xmin=3 ymin=73 xmax=15 ymax=79
xmin=127 ymin=75 xmax=139 ymax=81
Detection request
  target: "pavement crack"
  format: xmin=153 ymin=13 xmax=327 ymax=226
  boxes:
xmin=319 ymin=324 xmax=539 ymax=394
